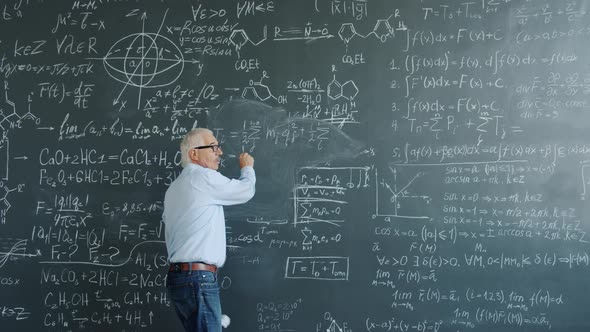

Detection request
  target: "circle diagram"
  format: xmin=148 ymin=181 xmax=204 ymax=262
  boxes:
xmin=103 ymin=32 xmax=184 ymax=88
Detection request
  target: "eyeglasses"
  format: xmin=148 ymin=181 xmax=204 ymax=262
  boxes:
xmin=194 ymin=144 xmax=222 ymax=152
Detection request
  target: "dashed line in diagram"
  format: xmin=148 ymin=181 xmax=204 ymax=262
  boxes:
xmin=373 ymin=166 xmax=432 ymax=220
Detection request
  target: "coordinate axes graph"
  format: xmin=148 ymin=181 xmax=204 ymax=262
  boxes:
xmin=373 ymin=166 xmax=432 ymax=220
xmin=90 ymin=10 xmax=198 ymax=110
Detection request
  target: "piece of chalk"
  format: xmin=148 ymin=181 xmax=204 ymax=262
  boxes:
xmin=221 ymin=314 xmax=231 ymax=328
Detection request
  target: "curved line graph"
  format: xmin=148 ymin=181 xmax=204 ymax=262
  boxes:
xmin=0 ymin=239 xmax=38 ymax=269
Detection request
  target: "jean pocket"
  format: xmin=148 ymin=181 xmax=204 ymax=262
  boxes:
xmin=197 ymin=272 xmax=219 ymax=290
xmin=167 ymin=281 xmax=197 ymax=320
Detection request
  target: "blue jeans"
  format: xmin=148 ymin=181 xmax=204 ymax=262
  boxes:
xmin=167 ymin=270 xmax=222 ymax=332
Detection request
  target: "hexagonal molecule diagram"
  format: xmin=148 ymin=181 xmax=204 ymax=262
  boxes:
xmin=327 ymin=75 xmax=359 ymax=101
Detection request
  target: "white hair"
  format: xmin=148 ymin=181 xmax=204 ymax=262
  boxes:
xmin=180 ymin=128 xmax=213 ymax=168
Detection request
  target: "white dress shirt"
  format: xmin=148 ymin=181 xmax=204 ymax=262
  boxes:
xmin=163 ymin=163 xmax=256 ymax=267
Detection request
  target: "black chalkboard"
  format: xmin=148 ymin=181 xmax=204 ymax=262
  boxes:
xmin=1 ymin=0 xmax=590 ymax=331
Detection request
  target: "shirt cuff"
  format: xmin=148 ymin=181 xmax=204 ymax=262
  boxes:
xmin=240 ymin=166 xmax=255 ymax=177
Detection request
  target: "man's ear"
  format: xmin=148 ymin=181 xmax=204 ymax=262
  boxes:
xmin=189 ymin=149 xmax=199 ymax=162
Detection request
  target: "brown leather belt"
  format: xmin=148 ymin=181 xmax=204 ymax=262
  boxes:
xmin=169 ymin=262 xmax=217 ymax=273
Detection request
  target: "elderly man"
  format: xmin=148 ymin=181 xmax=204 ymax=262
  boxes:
xmin=163 ymin=128 xmax=255 ymax=332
